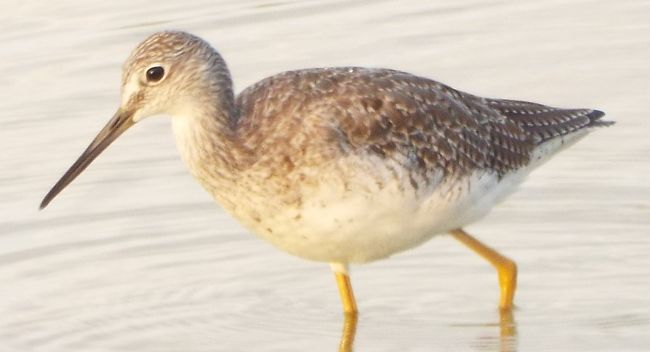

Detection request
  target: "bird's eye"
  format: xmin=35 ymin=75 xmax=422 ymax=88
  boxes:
xmin=145 ymin=66 xmax=165 ymax=83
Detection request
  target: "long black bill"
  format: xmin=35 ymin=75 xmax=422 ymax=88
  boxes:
xmin=40 ymin=109 xmax=135 ymax=209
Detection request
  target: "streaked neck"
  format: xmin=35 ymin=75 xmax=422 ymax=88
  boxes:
xmin=171 ymin=88 xmax=242 ymax=198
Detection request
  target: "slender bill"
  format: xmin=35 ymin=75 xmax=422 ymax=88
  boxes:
xmin=40 ymin=109 xmax=135 ymax=209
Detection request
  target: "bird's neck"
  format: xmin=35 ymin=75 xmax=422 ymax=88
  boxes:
xmin=171 ymin=83 xmax=246 ymax=201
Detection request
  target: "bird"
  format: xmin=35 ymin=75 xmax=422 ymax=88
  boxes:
xmin=40 ymin=31 xmax=613 ymax=316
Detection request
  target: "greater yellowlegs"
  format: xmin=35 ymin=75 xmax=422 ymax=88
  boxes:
xmin=40 ymin=31 xmax=613 ymax=315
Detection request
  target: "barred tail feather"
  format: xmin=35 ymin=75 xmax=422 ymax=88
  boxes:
xmin=485 ymin=98 xmax=614 ymax=166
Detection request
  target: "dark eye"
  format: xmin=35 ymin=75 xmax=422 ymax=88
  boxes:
xmin=146 ymin=66 xmax=165 ymax=83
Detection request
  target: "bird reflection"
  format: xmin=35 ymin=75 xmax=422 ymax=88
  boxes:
xmin=334 ymin=309 xmax=517 ymax=352
xmin=498 ymin=309 xmax=518 ymax=352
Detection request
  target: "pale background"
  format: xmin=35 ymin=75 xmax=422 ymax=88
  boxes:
xmin=1 ymin=0 xmax=649 ymax=351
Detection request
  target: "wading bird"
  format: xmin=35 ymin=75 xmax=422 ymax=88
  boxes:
xmin=41 ymin=31 xmax=613 ymax=316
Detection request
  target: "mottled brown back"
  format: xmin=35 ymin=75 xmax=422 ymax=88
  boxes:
xmin=234 ymin=67 xmax=609 ymax=185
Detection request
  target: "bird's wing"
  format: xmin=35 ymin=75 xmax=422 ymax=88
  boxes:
xmin=235 ymin=68 xmax=610 ymax=185
xmin=236 ymin=68 xmax=534 ymax=181
xmin=303 ymin=68 xmax=535 ymax=180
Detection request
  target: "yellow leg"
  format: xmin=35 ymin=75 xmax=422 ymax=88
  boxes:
xmin=450 ymin=228 xmax=517 ymax=310
xmin=331 ymin=263 xmax=358 ymax=315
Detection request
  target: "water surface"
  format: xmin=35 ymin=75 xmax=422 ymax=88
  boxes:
xmin=1 ymin=0 xmax=649 ymax=351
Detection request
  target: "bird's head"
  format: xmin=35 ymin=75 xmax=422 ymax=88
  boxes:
xmin=40 ymin=31 xmax=230 ymax=209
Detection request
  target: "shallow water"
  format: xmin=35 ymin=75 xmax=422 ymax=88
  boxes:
xmin=1 ymin=0 xmax=649 ymax=351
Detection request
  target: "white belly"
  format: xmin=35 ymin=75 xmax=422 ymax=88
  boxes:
xmin=237 ymin=158 xmax=530 ymax=264
xmin=237 ymin=131 xmax=592 ymax=264
xmin=173 ymin=111 xmax=592 ymax=264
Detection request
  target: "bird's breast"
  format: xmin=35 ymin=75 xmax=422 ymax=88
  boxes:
xmin=216 ymin=154 xmax=530 ymax=264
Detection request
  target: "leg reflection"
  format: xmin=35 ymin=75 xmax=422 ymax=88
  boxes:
xmin=337 ymin=313 xmax=358 ymax=352
xmin=499 ymin=309 xmax=517 ymax=352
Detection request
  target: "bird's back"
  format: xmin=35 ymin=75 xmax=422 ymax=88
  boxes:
xmin=234 ymin=67 xmax=610 ymax=184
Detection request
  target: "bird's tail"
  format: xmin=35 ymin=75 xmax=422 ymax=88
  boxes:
xmin=485 ymin=98 xmax=614 ymax=166
xmin=486 ymin=98 xmax=614 ymax=144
